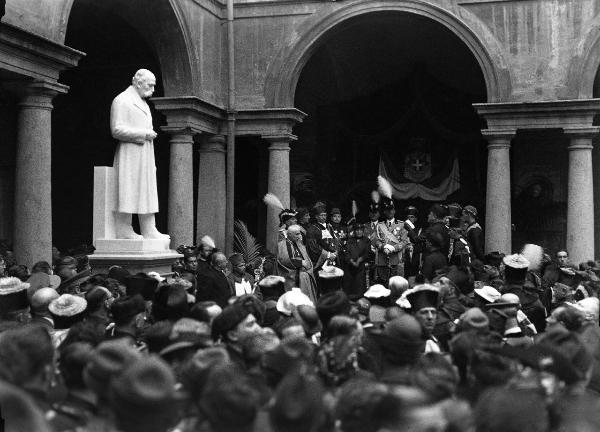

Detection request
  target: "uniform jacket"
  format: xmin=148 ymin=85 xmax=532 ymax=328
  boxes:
xmin=371 ymin=218 xmax=409 ymax=267
xmin=110 ymin=85 xmax=159 ymax=214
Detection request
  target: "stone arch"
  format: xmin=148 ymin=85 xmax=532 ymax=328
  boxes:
xmin=62 ymin=0 xmax=195 ymax=96
xmin=265 ymin=0 xmax=509 ymax=107
xmin=572 ymin=22 xmax=600 ymax=99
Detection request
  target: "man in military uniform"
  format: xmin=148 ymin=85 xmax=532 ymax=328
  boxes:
xmin=462 ymin=205 xmax=484 ymax=261
xmin=363 ymin=199 xmax=381 ymax=287
xmin=372 ymin=197 xmax=409 ymax=283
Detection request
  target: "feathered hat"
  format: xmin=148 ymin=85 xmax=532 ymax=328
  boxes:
xmin=369 ymin=191 xmax=380 ymax=214
xmin=346 ymin=200 xmax=359 ymax=226
xmin=377 ymin=176 xmax=395 ymax=211
xmin=263 ymin=193 xmax=297 ymax=226
xmin=200 ymin=235 xmax=216 ymax=250
xmin=520 ymin=244 xmax=544 ymax=273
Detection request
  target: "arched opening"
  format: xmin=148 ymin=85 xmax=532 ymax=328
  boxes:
xmin=52 ymin=0 xmax=189 ymax=251
xmin=292 ymin=12 xmax=487 ymax=222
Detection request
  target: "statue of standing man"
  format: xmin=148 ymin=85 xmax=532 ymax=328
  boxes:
xmin=110 ymin=69 xmax=169 ymax=240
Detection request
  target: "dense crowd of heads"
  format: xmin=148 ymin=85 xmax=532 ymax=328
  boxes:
xmin=1 ymin=233 xmax=600 ymax=432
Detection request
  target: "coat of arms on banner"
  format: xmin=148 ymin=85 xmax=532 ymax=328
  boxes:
xmin=404 ymin=150 xmax=431 ymax=183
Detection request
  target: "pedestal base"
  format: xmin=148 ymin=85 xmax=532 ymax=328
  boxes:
xmin=89 ymin=239 xmax=182 ymax=275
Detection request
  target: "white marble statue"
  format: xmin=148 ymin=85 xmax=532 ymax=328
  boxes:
xmin=110 ymin=69 xmax=169 ymax=240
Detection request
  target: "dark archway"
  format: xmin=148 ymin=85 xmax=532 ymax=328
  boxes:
xmin=292 ymin=12 xmax=487 ymax=222
xmin=52 ymin=0 xmax=172 ymax=251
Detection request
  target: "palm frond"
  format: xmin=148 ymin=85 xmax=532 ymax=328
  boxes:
xmin=233 ymin=219 xmax=262 ymax=266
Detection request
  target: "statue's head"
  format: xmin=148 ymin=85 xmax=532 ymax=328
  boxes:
xmin=132 ymin=69 xmax=156 ymax=99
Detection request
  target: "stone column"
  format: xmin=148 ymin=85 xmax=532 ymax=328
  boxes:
xmin=197 ymin=135 xmax=226 ymax=249
xmin=13 ymin=80 xmax=68 ymax=267
xmin=483 ymin=130 xmax=514 ymax=255
xmin=265 ymin=135 xmax=294 ymax=253
xmin=165 ymin=127 xmax=195 ymax=249
xmin=565 ymin=127 xmax=598 ymax=264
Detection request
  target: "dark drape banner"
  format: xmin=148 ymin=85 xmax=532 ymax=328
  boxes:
xmin=378 ymin=151 xmax=460 ymax=201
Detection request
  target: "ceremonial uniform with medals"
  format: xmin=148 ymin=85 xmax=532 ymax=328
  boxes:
xmin=372 ymin=198 xmax=410 ymax=282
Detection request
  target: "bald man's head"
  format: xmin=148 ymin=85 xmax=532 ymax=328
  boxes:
xmin=31 ymin=288 xmax=59 ymax=314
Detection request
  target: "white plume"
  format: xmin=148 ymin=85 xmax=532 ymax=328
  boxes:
xmin=200 ymin=235 xmax=216 ymax=249
xmin=371 ymin=190 xmax=380 ymax=204
xmin=351 ymin=200 xmax=358 ymax=217
xmin=263 ymin=193 xmax=284 ymax=211
xmin=377 ymin=175 xmax=393 ymax=200
xmin=520 ymin=243 xmax=544 ymax=272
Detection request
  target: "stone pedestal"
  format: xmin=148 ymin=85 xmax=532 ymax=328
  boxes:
xmin=166 ymin=128 xmax=195 ymax=249
xmin=197 ymin=135 xmax=226 ymax=248
xmin=265 ymin=135 xmax=293 ymax=253
xmin=565 ymin=127 xmax=598 ymax=264
xmin=90 ymin=166 xmax=182 ymax=275
xmin=483 ymin=130 xmax=514 ymax=255
xmin=13 ymin=80 xmax=67 ymax=267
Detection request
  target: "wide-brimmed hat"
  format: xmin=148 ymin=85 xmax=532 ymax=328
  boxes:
xmin=49 ymin=294 xmax=87 ymax=329
xmin=258 ymin=275 xmax=286 ymax=300
xmin=0 ymin=277 xmax=29 ymax=315
xmin=503 ymin=254 xmax=530 ymax=283
xmin=405 ymin=284 xmax=439 ymax=311
xmin=474 ymin=286 xmax=501 ymax=303
xmin=276 ymin=288 xmax=314 ymax=316
xmin=364 ymin=284 xmax=391 ymax=299
xmin=318 ymin=265 xmax=344 ymax=279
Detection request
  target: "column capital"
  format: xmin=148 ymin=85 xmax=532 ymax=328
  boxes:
xmin=481 ymin=129 xmax=515 ymax=149
xmin=199 ymin=134 xmax=226 ymax=153
xmin=563 ymin=126 xmax=600 ymax=139
xmin=6 ymin=79 xmax=69 ymax=109
xmin=161 ymin=126 xmax=196 ymax=144
xmin=263 ymin=134 xmax=297 ymax=144
xmin=565 ymin=127 xmax=599 ymax=151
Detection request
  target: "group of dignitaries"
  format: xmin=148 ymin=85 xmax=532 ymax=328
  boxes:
xmin=272 ymin=180 xmax=485 ymax=304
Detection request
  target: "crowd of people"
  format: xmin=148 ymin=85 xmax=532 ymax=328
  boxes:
xmin=2 ymin=189 xmax=600 ymax=432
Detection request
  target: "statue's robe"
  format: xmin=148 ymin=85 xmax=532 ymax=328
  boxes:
xmin=110 ymin=85 xmax=159 ymax=214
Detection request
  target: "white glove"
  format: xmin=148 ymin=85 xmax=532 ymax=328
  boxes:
xmin=383 ymin=244 xmax=395 ymax=254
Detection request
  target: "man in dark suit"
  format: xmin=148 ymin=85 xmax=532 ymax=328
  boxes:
xmin=424 ymin=204 xmax=450 ymax=259
xmin=196 ymin=252 xmax=233 ymax=308
xmin=403 ymin=206 xmax=424 ymax=277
